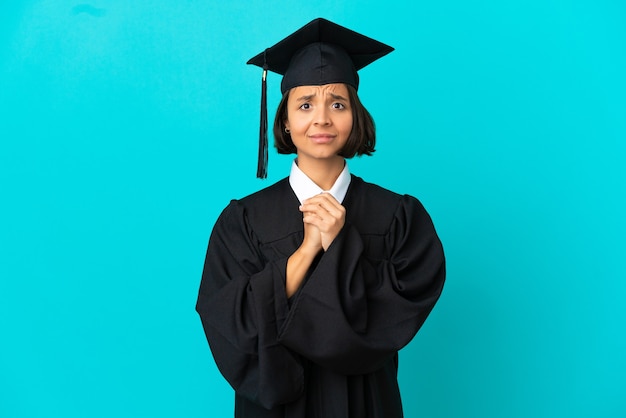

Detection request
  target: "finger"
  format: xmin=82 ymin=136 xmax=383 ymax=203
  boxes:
xmin=302 ymin=194 xmax=345 ymax=218
xmin=303 ymin=192 xmax=341 ymax=209
xmin=302 ymin=212 xmax=324 ymax=228
xmin=302 ymin=208 xmax=343 ymax=233
xmin=299 ymin=203 xmax=329 ymax=218
xmin=300 ymin=204 xmax=336 ymax=224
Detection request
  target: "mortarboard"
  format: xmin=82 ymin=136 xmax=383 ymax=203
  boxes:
xmin=247 ymin=18 xmax=394 ymax=178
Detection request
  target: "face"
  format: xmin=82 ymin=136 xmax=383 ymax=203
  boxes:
xmin=284 ymin=83 xmax=353 ymax=164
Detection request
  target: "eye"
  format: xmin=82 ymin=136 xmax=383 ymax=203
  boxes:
xmin=332 ymin=102 xmax=346 ymax=110
xmin=299 ymin=103 xmax=311 ymax=110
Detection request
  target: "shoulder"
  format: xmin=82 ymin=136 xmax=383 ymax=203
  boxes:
xmin=219 ymin=177 xmax=291 ymax=215
xmin=349 ymin=175 xmax=402 ymax=202
xmin=238 ymin=177 xmax=292 ymax=207
xmin=217 ymin=178 xmax=301 ymax=242
xmin=347 ymin=175 xmax=429 ymax=234
xmin=350 ymin=175 xmax=427 ymax=208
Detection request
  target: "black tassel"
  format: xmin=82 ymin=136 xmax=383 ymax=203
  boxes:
xmin=256 ymin=64 xmax=269 ymax=179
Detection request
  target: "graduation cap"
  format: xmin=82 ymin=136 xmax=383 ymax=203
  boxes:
xmin=247 ymin=18 xmax=394 ymax=178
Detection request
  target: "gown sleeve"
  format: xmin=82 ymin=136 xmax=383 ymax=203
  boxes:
xmin=277 ymin=194 xmax=445 ymax=375
xmin=195 ymin=201 xmax=304 ymax=409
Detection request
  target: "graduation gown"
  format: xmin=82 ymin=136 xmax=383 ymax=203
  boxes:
xmin=196 ymin=175 xmax=445 ymax=418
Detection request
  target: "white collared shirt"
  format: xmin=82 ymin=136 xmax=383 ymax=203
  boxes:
xmin=288 ymin=160 xmax=351 ymax=205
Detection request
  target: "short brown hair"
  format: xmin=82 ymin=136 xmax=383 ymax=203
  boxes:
xmin=273 ymin=84 xmax=376 ymax=157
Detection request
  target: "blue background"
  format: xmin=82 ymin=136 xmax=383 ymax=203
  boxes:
xmin=1 ymin=1 xmax=624 ymax=417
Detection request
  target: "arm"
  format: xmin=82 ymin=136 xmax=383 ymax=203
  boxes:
xmin=195 ymin=201 xmax=303 ymax=409
xmin=277 ymin=195 xmax=446 ymax=375
xmin=286 ymin=192 xmax=340 ymax=297
xmin=286 ymin=222 xmax=322 ymax=297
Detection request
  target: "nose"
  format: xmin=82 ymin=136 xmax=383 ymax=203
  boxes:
xmin=313 ymin=106 xmax=331 ymax=126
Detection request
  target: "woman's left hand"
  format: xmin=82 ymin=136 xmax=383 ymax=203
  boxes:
xmin=300 ymin=192 xmax=346 ymax=251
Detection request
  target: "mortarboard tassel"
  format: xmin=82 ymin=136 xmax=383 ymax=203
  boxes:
xmin=256 ymin=58 xmax=269 ymax=179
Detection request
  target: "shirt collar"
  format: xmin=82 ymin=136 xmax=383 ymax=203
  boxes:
xmin=289 ymin=160 xmax=351 ymax=205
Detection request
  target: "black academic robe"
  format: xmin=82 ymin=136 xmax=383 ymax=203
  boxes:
xmin=196 ymin=175 xmax=445 ymax=418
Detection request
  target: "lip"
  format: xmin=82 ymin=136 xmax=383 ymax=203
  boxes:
xmin=308 ymin=133 xmax=336 ymax=144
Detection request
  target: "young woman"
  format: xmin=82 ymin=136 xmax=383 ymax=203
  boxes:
xmin=196 ymin=18 xmax=446 ymax=418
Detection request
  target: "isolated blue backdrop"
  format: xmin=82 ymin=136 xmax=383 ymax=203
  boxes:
xmin=1 ymin=1 xmax=624 ymax=417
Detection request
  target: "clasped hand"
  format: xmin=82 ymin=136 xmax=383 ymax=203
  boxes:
xmin=299 ymin=192 xmax=346 ymax=252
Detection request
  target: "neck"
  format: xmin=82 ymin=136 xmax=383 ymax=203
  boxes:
xmin=297 ymin=156 xmax=345 ymax=190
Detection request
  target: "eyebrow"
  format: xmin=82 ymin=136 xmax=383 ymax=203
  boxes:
xmin=295 ymin=93 xmax=349 ymax=102
xmin=295 ymin=94 xmax=315 ymax=102
xmin=330 ymin=93 xmax=348 ymax=101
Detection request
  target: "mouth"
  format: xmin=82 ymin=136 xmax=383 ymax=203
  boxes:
xmin=308 ymin=133 xmax=336 ymax=144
